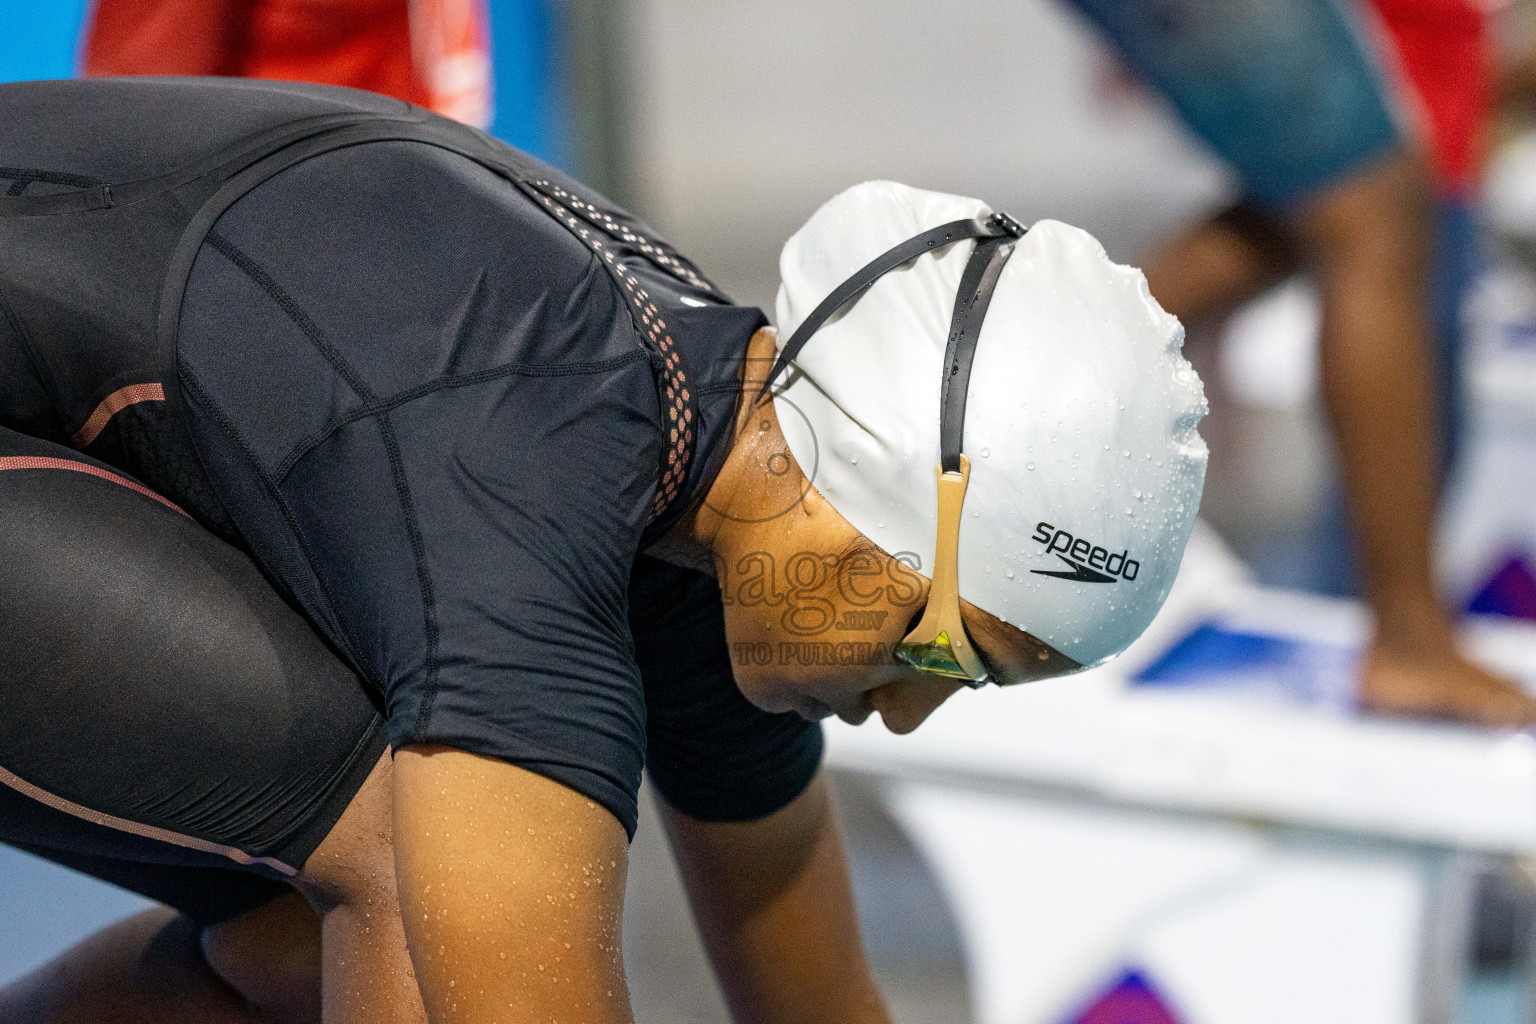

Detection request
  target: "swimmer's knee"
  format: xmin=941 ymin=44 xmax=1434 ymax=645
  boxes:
xmin=200 ymin=890 xmax=321 ymax=1024
xmin=297 ymin=749 xmax=397 ymax=912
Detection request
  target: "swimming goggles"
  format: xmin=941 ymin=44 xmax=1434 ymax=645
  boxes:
xmin=757 ymin=210 xmax=1028 ymax=687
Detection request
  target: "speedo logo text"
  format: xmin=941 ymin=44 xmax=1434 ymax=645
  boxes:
xmin=1030 ymin=522 xmax=1140 ymax=584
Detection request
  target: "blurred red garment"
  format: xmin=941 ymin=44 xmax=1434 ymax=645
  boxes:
xmin=81 ymin=0 xmax=492 ymax=128
xmin=1367 ymin=0 xmax=1492 ymax=196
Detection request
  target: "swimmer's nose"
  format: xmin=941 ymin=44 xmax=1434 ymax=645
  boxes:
xmin=868 ymin=677 xmax=965 ymax=734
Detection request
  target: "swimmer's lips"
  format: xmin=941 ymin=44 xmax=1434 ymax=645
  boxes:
xmin=1030 ymin=555 xmax=1118 ymax=584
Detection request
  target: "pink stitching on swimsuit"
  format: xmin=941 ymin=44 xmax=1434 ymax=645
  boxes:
xmin=0 ymin=761 xmax=297 ymax=876
xmin=72 ymin=382 xmax=166 ymax=447
xmin=0 ymin=457 xmax=189 ymax=518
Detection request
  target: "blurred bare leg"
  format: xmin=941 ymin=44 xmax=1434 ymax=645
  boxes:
xmin=1149 ymin=151 xmax=1536 ymax=726
xmin=1288 ymin=152 xmax=1536 ymax=725
xmin=1141 ymin=203 xmax=1298 ymax=327
xmin=0 ymin=890 xmax=320 ymax=1024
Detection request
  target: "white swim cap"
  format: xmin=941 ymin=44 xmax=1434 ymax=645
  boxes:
xmin=773 ymin=181 xmax=1208 ymax=668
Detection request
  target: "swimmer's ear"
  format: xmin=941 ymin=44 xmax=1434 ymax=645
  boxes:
xmin=831 ymin=533 xmax=886 ymax=569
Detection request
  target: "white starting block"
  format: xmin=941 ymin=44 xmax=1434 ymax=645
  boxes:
xmin=826 ymin=524 xmax=1536 ymax=1024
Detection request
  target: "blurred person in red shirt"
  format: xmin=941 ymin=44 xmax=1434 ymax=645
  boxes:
xmin=1371 ymin=0 xmax=1492 ymax=201
xmin=81 ymin=0 xmax=493 ymax=127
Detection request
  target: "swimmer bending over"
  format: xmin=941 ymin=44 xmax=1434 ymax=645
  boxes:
xmin=0 ymin=78 xmax=1200 ymax=1023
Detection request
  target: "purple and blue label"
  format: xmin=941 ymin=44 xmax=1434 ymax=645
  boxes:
xmin=1063 ymin=969 xmax=1186 ymax=1024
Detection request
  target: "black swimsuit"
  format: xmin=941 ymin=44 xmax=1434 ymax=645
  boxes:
xmin=0 ymin=77 xmax=820 ymax=922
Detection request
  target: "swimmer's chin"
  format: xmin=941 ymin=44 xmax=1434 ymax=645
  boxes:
xmin=787 ymin=694 xmax=875 ymax=726
xmin=741 ymin=683 xmax=875 ymax=725
xmin=835 ymin=701 xmax=875 ymax=726
xmin=793 ymin=697 xmax=836 ymax=722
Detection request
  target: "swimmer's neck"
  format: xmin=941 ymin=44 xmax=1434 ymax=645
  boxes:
xmin=644 ymin=327 xmax=818 ymax=577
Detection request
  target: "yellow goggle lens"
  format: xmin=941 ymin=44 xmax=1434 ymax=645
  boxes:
xmin=893 ymin=631 xmax=978 ymax=681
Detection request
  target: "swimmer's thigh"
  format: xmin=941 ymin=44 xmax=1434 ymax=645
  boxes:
xmin=0 ymin=427 xmax=389 ymax=920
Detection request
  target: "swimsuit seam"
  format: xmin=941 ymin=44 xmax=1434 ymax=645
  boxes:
xmin=378 ymin=412 xmax=444 ymax=742
xmin=177 ymin=364 xmax=373 ymax=682
xmin=199 ymin=230 xmax=444 ymax=725
xmin=0 ymin=166 xmax=106 ymax=190
xmin=271 ymin=350 xmax=650 ymax=484
xmin=204 ymin=231 xmax=378 ymax=403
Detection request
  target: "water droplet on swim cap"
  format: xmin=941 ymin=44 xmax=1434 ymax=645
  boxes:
xmin=773 ymin=180 xmax=1207 ymax=668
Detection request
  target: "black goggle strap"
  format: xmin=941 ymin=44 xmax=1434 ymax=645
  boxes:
xmin=754 ymin=215 xmax=1017 ymax=404
xmin=939 ymin=232 xmax=1017 ymax=473
xmin=897 ymin=227 xmax=1024 ymax=688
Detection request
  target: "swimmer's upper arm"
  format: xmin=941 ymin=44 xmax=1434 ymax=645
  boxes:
xmin=392 ymin=745 xmax=634 ymax=1024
